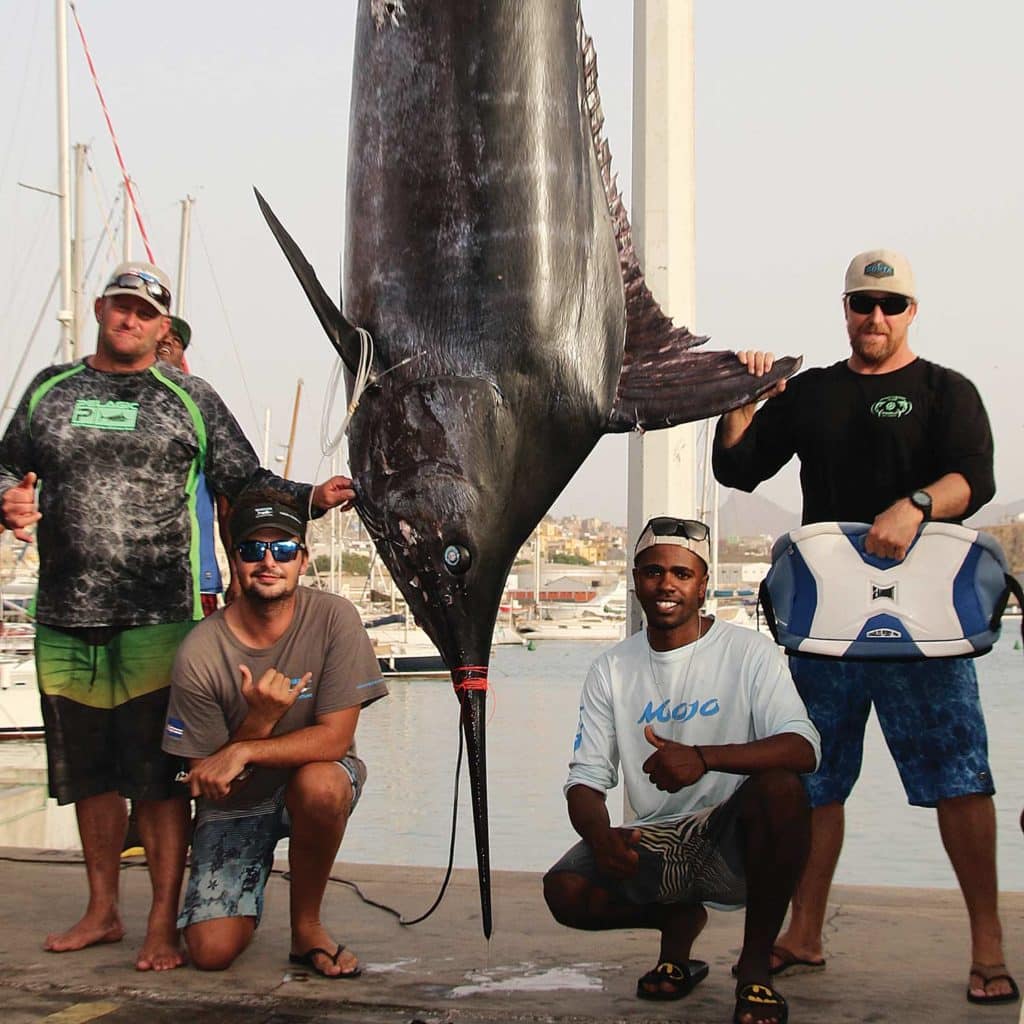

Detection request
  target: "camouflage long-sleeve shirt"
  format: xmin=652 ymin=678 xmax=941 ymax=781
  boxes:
xmin=0 ymin=360 xmax=312 ymax=628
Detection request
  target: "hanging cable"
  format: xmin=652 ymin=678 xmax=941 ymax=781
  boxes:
xmin=307 ymin=328 xmax=375 ymax=521
xmin=320 ymin=328 xmax=374 ymax=457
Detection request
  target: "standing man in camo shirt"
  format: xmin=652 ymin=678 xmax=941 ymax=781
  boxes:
xmin=0 ymin=261 xmax=355 ymax=971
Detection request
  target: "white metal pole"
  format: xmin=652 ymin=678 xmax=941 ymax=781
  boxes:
xmin=55 ymin=0 xmax=73 ymax=362
xmin=533 ymin=528 xmax=541 ymax=612
xmin=122 ymin=180 xmax=133 ymax=261
xmin=626 ymin=0 xmax=698 ymax=636
xmin=71 ymin=142 xmax=87 ymax=359
xmin=262 ymin=408 xmax=271 ymax=467
xmin=176 ymin=195 xmax=193 ymax=314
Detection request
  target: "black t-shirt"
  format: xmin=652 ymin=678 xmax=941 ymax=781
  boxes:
xmin=712 ymin=358 xmax=995 ymax=524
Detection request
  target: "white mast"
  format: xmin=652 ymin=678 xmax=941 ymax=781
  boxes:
xmin=55 ymin=0 xmax=73 ymax=362
xmin=175 ymin=195 xmax=194 ymax=314
xmin=71 ymin=142 xmax=87 ymax=358
xmin=122 ymin=180 xmax=133 ymax=260
xmin=626 ymin=0 xmax=698 ymax=635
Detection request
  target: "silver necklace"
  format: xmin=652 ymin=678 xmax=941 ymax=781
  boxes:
xmin=646 ymin=614 xmax=706 ymax=714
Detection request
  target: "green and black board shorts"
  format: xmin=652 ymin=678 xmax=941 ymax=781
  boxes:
xmin=36 ymin=620 xmax=194 ymax=805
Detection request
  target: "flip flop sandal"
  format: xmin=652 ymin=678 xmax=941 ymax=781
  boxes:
xmin=733 ymin=982 xmax=788 ymax=1024
xmin=731 ymin=944 xmax=826 ymax=978
xmin=636 ymin=958 xmax=709 ymax=1000
xmin=289 ymin=943 xmax=362 ymax=979
xmin=966 ymin=963 xmax=1020 ymax=1005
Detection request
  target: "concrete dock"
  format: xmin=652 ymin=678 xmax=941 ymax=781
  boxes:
xmin=0 ymin=847 xmax=1019 ymax=1023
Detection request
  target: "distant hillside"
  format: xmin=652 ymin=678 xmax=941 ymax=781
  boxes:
xmin=717 ymin=491 xmax=1023 ymax=541
xmin=967 ymin=498 xmax=1024 ymax=528
xmin=717 ymin=489 xmax=799 ymax=542
xmin=978 ymin=523 xmax=1024 ymax=575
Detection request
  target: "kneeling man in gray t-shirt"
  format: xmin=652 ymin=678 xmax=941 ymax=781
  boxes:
xmin=163 ymin=488 xmax=387 ymax=976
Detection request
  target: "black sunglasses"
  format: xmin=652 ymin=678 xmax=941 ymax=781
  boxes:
xmin=846 ymin=293 xmax=912 ymax=316
xmin=642 ymin=516 xmax=710 ymax=542
xmin=236 ymin=539 xmax=305 ymax=563
xmin=106 ymin=271 xmax=171 ymax=310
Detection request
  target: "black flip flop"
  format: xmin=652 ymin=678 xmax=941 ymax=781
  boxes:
xmin=966 ymin=963 xmax=1020 ymax=1005
xmin=636 ymin=959 xmax=709 ymax=1000
xmin=734 ymin=982 xmax=788 ymax=1024
xmin=289 ymin=943 xmax=362 ymax=979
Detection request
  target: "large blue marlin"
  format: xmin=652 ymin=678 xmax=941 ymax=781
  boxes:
xmin=257 ymin=0 xmax=799 ymax=938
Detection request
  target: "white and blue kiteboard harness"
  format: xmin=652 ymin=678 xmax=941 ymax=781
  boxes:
xmin=760 ymin=522 xmax=1023 ymax=659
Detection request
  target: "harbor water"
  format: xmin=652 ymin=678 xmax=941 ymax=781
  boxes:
xmin=1 ymin=632 xmax=1021 ymax=890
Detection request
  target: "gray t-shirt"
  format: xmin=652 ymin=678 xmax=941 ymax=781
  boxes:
xmin=163 ymin=586 xmax=387 ymax=816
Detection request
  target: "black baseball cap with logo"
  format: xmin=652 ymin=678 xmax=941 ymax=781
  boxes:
xmin=229 ymin=500 xmax=307 ymax=543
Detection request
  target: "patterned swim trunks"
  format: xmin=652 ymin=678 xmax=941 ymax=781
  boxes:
xmin=790 ymin=655 xmax=994 ymax=808
xmin=178 ymin=754 xmax=366 ymax=929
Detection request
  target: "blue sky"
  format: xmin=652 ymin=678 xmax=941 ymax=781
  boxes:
xmin=2 ymin=2 xmax=1021 ymax=524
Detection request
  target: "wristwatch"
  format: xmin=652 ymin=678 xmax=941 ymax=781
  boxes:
xmin=908 ymin=489 xmax=933 ymax=521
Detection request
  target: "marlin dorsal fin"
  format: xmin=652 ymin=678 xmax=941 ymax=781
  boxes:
xmin=254 ymin=188 xmax=374 ymax=376
xmin=577 ymin=23 xmax=800 ymax=431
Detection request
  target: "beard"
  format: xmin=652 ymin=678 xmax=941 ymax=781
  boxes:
xmin=850 ymin=327 xmax=897 ymax=366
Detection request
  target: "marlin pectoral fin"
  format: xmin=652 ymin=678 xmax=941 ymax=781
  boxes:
xmin=607 ymin=349 xmax=803 ymax=433
xmin=254 ymin=188 xmax=369 ymax=375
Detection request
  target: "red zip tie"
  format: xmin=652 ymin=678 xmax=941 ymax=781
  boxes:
xmin=69 ymin=2 xmax=155 ymax=264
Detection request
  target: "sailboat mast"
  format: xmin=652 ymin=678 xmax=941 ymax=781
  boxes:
xmin=71 ymin=143 xmax=87 ymax=357
xmin=175 ymin=195 xmax=194 ymax=315
xmin=55 ymin=0 xmax=73 ymax=362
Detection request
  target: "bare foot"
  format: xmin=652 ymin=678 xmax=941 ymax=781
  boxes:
xmin=291 ymin=925 xmax=360 ymax=978
xmin=136 ymin=925 xmax=186 ymax=972
xmin=44 ymin=913 xmax=125 ymax=953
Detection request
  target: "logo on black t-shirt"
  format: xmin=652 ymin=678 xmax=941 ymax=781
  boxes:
xmin=870 ymin=395 xmax=912 ymax=418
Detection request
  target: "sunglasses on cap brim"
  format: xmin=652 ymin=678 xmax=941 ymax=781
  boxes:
xmin=106 ymin=271 xmax=171 ymax=310
xmin=641 ymin=516 xmax=710 ymax=543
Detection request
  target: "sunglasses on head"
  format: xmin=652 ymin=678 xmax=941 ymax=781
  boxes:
xmin=643 ymin=516 xmax=710 ymax=542
xmin=846 ymin=293 xmax=912 ymax=316
xmin=236 ymin=539 xmax=305 ymax=563
xmin=106 ymin=271 xmax=171 ymax=310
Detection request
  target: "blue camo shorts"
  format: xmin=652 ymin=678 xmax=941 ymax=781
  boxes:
xmin=545 ymin=784 xmax=748 ymax=911
xmin=789 ymin=656 xmax=994 ymax=808
xmin=178 ymin=755 xmax=366 ymax=929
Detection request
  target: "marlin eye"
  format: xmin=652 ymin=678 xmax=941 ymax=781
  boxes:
xmin=442 ymin=543 xmax=471 ymax=575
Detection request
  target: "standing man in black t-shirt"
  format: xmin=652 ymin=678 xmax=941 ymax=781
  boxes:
xmin=713 ymin=250 xmax=1017 ymax=1006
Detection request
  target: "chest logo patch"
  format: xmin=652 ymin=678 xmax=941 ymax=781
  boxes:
xmin=71 ymin=399 xmax=140 ymax=431
xmin=870 ymin=395 xmax=912 ymax=419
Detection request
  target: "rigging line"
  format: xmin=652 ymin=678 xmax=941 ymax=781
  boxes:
xmin=0 ymin=1 xmax=43 ymax=204
xmin=1 ymin=190 xmax=123 ymax=423
xmin=87 ymin=156 xmax=124 ymax=282
xmin=68 ymin=1 xmax=155 ymax=263
xmin=81 ymin=191 xmax=126 ymax=304
xmin=192 ymin=209 xmax=262 ymax=438
xmin=0 ymin=270 xmax=58 ymax=422
xmin=0 ymin=203 xmax=54 ymax=349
